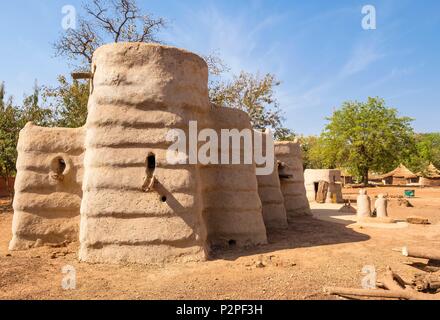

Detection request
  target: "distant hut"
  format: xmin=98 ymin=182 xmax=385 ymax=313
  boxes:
xmin=419 ymin=163 xmax=440 ymax=187
xmin=339 ymin=169 xmax=354 ymax=186
xmin=379 ymin=164 xmax=419 ymax=186
xmin=304 ymin=169 xmax=344 ymax=203
xmin=368 ymin=172 xmax=384 ymax=185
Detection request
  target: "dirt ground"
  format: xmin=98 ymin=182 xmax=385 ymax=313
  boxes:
xmin=0 ymin=187 xmax=439 ymax=300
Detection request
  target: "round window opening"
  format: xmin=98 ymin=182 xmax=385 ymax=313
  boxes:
xmin=51 ymin=156 xmax=68 ymax=176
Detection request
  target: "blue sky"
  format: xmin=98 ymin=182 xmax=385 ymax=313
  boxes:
xmin=0 ymin=0 xmax=439 ymax=135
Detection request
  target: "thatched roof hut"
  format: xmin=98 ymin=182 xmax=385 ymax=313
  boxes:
xmin=339 ymin=168 xmax=354 ymax=186
xmin=368 ymin=171 xmax=383 ymax=183
xmin=379 ymin=164 xmax=419 ymax=186
xmin=419 ymin=163 xmax=440 ymax=186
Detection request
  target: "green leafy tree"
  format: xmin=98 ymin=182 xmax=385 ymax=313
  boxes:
xmin=42 ymin=76 xmax=89 ymax=128
xmin=210 ymin=71 xmax=293 ymax=139
xmin=405 ymin=133 xmax=440 ymax=172
xmin=21 ymin=81 xmax=54 ymax=127
xmin=319 ymin=97 xmax=415 ymax=185
xmin=298 ymin=135 xmax=331 ymax=169
xmin=0 ymin=82 xmax=54 ymax=198
xmin=0 ymin=84 xmax=21 ymax=197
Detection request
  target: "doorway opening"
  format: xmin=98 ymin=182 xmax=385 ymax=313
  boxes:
xmin=314 ymin=182 xmax=319 ymax=200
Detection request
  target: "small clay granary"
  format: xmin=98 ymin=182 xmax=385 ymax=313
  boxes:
xmin=418 ymin=163 xmax=440 ymax=187
xmin=10 ymin=43 xmax=310 ymax=265
xmin=304 ymin=169 xmax=344 ymax=204
xmin=275 ymin=142 xmax=310 ymax=217
xmin=379 ymin=164 xmax=419 ymax=186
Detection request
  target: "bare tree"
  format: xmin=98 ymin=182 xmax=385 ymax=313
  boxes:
xmin=55 ymin=20 xmax=99 ymax=65
xmin=202 ymin=51 xmax=230 ymax=77
xmin=54 ymin=0 xmax=166 ymax=66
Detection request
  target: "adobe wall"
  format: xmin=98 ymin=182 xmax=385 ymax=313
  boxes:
xmin=274 ymin=142 xmax=310 ymax=219
xmin=79 ymin=43 xmax=210 ymax=264
xmin=201 ymin=107 xmax=267 ymax=247
xmin=391 ymin=177 xmax=409 ymax=186
xmin=256 ymin=132 xmax=287 ymax=229
xmin=9 ymin=123 xmax=84 ymax=250
xmin=304 ymin=169 xmax=343 ymax=203
xmin=420 ymin=177 xmax=440 ymax=187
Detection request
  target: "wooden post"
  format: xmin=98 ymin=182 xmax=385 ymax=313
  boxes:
xmin=71 ymin=72 xmax=93 ymax=80
xmin=324 ymin=287 xmax=439 ymax=300
xmin=402 ymin=247 xmax=440 ymax=261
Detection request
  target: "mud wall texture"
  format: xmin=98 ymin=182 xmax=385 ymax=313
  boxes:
xmin=79 ymin=43 xmax=209 ymax=264
xmin=420 ymin=177 xmax=440 ymax=187
xmin=201 ymin=107 xmax=267 ymax=247
xmin=10 ymin=43 xmax=311 ymax=264
xmin=256 ymin=133 xmax=288 ymax=230
xmin=9 ymin=123 xmax=84 ymax=250
xmin=304 ymin=169 xmax=344 ymax=204
xmin=274 ymin=142 xmax=311 ymax=219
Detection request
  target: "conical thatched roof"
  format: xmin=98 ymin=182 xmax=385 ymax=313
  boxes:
xmin=419 ymin=163 xmax=440 ymax=179
xmin=379 ymin=164 xmax=418 ymax=179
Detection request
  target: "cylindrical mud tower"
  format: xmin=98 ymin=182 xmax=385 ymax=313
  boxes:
xmin=275 ymin=141 xmax=311 ymax=219
xmin=79 ymin=43 xmax=209 ymax=264
xmin=201 ymin=107 xmax=268 ymax=247
xmin=9 ymin=124 xmax=84 ymax=250
xmin=256 ymin=131 xmax=288 ymax=230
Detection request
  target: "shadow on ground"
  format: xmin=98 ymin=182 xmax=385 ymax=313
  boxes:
xmin=211 ymin=215 xmax=370 ymax=261
xmin=1 ymin=195 xmax=369 ymax=265
xmin=311 ymin=208 xmax=358 ymax=226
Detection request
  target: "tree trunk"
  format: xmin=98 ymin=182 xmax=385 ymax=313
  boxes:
xmin=401 ymin=247 xmax=440 ymax=261
xmin=362 ymin=168 xmax=369 ymax=186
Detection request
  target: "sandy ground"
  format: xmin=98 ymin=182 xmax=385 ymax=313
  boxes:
xmin=0 ymin=187 xmax=439 ymax=300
